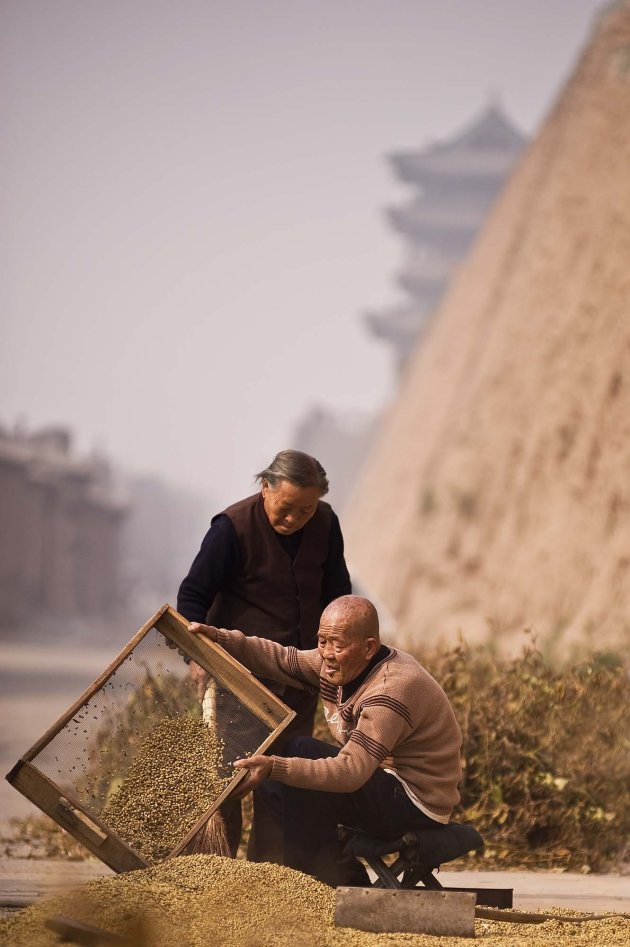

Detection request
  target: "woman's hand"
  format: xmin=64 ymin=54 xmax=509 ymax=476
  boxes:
xmin=188 ymin=660 xmax=210 ymax=702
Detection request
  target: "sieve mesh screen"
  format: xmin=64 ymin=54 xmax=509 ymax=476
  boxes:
xmin=27 ymin=620 xmax=275 ymax=861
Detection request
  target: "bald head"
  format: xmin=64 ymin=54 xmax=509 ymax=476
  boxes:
xmin=318 ymin=596 xmax=380 ymax=686
xmin=321 ymin=595 xmax=380 ymax=641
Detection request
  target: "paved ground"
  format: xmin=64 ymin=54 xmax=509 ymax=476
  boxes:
xmin=439 ymin=868 xmax=630 ymax=914
xmin=2 ymin=859 xmax=629 ymax=914
xmin=0 ymin=859 xmax=114 ymax=908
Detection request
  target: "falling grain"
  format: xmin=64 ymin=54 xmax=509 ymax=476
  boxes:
xmin=102 ymin=714 xmax=230 ymax=862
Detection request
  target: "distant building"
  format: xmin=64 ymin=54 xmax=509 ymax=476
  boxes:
xmin=0 ymin=424 xmax=127 ymax=626
xmin=366 ymin=105 xmax=526 ymax=372
xmin=292 ymin=105 xmax=527 ymax=512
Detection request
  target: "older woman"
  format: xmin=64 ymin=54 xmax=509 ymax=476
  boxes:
xmin=177 ymin=449 xmax=351 ymax=859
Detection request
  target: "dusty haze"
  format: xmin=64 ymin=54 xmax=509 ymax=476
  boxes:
xmin=1 ymin=0 xmax=606 ymax=509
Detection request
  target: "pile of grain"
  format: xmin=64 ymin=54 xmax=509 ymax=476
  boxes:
xmin=2 ymin=855 xmax=630 ymax=947
xmin=102 ymin=714 xmax=229 ymax=861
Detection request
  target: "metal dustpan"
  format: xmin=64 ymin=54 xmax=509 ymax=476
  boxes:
xmin=335 ymin=886 xmax=477 ymax=938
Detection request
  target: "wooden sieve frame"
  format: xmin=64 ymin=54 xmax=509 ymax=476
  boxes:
xmin=5 ymin=604 xmax=296 ymax=872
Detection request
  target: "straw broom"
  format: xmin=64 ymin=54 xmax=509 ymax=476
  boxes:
xmin=184 ymin=676 xmax=231 ymax=856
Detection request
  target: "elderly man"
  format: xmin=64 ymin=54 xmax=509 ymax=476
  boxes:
xmin=189 ymin=595 xmax=462 ymax=887
xmin=177 ymin=449 xmax=351 ymax=858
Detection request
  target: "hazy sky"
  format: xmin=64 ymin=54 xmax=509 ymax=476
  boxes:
xmin=2 ymin=0 xmax=605 ymax=508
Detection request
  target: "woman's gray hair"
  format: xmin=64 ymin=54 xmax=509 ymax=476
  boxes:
xmin=255 ymin=450 xmax=329 ymax=495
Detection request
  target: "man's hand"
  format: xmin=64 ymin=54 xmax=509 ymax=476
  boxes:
xmin=231 ymin=755 xmax=274 ymax=799
xmin=187 ymin=621 xmax=219 ymax=642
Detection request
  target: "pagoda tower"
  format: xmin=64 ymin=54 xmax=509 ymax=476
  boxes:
xmin=367 ymin=105 xmax=526 ymax=371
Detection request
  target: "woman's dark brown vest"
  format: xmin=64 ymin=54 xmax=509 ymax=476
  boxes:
xmin=206 ymin=493 xmax=332 ymax=649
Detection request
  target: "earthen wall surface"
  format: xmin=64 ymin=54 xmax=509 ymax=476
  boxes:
xmin=345 ymin=2 xmax=630 ymax=654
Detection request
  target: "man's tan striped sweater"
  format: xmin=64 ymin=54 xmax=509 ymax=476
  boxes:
xmin=215 ymin=628 xmax=463 ymax=820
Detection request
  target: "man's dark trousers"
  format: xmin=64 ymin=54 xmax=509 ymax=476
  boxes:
xmin=258 ymin=736 xmax=442 ymax=887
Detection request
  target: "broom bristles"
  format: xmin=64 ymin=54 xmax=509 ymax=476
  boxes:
xmin=183 ymin=811 xmax=231 ymax=857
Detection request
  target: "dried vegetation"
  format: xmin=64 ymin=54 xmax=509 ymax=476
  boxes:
xmin=7 ymin=642 xmax=630 ymax=876
xmin=423 ymin=640 xmax=630 ymax=872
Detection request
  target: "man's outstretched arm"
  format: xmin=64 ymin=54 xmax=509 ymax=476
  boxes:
xmin=188 ymin=622 xmax=322 ymax=691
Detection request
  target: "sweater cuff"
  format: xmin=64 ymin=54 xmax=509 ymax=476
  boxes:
xmin=215 ymin=627 xmax=232 ymax=648
xmin=270 ymin=756 xmax=290 ymax=783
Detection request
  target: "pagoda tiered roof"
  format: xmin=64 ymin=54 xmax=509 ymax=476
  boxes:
xmin=388 ymin=200 xmax=484 ymax=243
xmin=389 ymin=105 xmax=525 ymax=187
xmin=364 ymin=304 xmax=427 ymax=367
xmin=367 ymin=103 xmax=526 ymax=370
xmin=396 ymin=253 xmax=455 ymax=299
